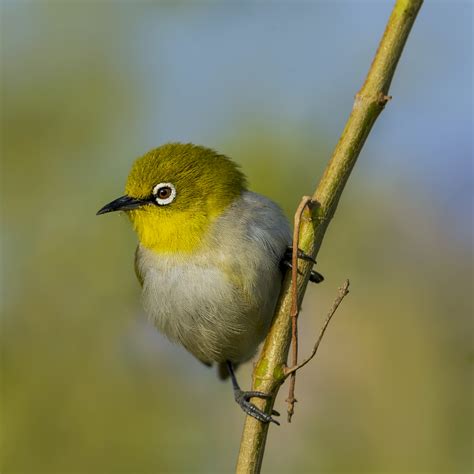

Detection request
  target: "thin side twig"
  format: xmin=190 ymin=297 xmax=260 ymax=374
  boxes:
xmin=284 ymin=279 xmax=350 ymax=377
xmin=287 ymin=196 xmax=314 ymax=422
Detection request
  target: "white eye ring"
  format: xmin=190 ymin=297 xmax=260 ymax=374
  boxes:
xmin=152 ymin=182 xmax=176 ymax=206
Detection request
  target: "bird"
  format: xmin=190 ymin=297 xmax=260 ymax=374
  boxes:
xmin=97 ymin=143 xmax=323 ymax=424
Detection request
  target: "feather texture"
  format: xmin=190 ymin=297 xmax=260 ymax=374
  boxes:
xmin=135 ymin=191 xmax=291 ymax=366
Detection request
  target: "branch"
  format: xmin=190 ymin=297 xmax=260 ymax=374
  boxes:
xmin=235 ymin=1 xmax=423 ymax=472
xmin=284 ymin=279 xmax=350 ymax=378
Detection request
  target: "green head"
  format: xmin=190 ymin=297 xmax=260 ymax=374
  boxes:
xmin=97 ymin=143 xmax=247 ymax=253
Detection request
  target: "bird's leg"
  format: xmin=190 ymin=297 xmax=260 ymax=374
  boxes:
xmin=281 ymin=247 xmax=324 ymax=283
xmin=226 ymin=360 xmax=280 ymax=425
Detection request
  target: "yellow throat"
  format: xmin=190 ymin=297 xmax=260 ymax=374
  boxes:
xmin=128 ymin=205 xmax=221 ymax=254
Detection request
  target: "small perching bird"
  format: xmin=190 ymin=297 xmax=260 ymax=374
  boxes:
xmin=97 ymin=143 xmax=322 ymax=424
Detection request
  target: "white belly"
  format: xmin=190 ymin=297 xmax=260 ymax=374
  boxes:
xmin=135 ymin=191 xmax=291 ymax=365
xmin=137 ymin=247 xmax=278 ymax=364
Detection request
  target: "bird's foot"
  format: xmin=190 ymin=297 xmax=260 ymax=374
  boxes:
xmin=281 ymin=247 xmax=324 ymax=283
xmin=234 ymin=389 xmax=280 ymax=425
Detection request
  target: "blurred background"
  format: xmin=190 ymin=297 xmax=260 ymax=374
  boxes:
xmin=1 ymin=1 xmax=472 ymax=473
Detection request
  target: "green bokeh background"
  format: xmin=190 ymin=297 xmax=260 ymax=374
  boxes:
xmin=1 ymin=2 xmax=472 ymax=473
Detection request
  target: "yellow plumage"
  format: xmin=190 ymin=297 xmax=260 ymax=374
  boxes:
xmin=127 ymin=207 xmax=213 ymax=253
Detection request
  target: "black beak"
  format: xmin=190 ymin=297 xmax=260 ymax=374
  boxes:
xmin=96 ymin=195 xmax=148 ymax=215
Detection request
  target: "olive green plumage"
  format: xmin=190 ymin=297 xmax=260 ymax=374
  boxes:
xmin=126 ymin=142 xmax=247 ymax=205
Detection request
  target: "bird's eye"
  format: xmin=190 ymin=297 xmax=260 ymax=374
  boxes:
xmin=152 ymin=182 xmax=176 ymax=206
xmin=158 ymin=187 xmax=171 ymax=199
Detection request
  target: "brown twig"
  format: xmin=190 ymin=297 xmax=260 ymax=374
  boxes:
xmin=286 ymin=196 xmax=314 ymax=422
xmin=284 ymin=279 xmax=350 ymax=377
